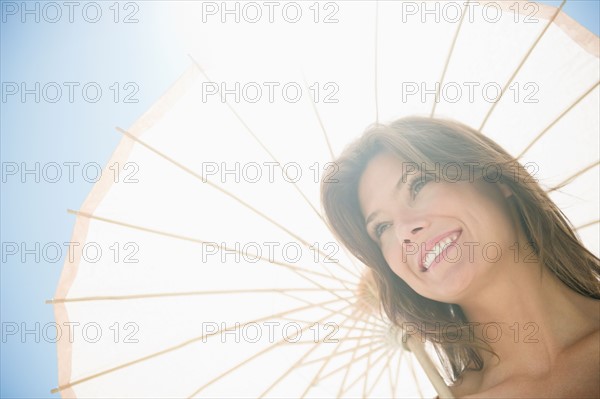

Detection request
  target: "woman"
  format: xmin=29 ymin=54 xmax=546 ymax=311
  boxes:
xmin=320 ymin=117 xmax=600 ymax=397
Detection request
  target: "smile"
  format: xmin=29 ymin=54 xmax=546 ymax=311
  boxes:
xmin=420 ymin=230 xmax=462 ymax=272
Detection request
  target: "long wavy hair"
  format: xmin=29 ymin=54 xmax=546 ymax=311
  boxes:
xmin=320 ymin=116 xmax=600 ymax=383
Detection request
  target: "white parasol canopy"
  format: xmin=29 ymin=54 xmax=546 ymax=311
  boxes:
xmin=50 ymin=1 xmax=599 ymax=397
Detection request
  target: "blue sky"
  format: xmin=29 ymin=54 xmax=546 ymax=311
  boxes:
xmin=1 ymin=1 xmax=598 ymax=397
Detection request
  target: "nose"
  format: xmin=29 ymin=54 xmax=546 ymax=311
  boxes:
xmin=409 ymin=226 xmax=423 ymax=235
xmin=394 ymin=219 xmax=428 ymax=243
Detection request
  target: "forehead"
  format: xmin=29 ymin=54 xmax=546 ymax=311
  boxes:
xmin=358 ymin=152 xmax=410 ymax=219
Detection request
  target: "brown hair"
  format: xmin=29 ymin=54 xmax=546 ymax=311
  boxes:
xmin=320 ymin=116 xmax=600 ymax=383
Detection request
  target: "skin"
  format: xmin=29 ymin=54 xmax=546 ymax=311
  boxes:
xmin=358 ymin=152 xmax=600 ymax=398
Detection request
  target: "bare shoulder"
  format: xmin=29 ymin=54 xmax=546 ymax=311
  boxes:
xmin=455 ymin=329 xmax=600 ymax=398
xmin=569 ymin=324 xmax=599 ymax=355
xmin=559 ymin=327 xmax=599 ymax=386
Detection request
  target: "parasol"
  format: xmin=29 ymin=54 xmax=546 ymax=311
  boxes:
xmin=49 ymin=1 xmax=599 ymax=397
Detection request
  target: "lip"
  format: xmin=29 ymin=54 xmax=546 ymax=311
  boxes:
xmin=419 ymin=229 xmax=462 ymax=272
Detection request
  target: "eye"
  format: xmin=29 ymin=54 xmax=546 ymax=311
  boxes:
xmin=373 ymin=222 xmax=391 ymax=238
xmin=409 ymin=174 xmax=433 ymax=199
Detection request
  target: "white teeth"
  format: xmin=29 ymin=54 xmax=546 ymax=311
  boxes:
xmin=423 ymin=234 xmax=458 ymax=270
xmin=425 ymin=253 xmax=435 ymax=266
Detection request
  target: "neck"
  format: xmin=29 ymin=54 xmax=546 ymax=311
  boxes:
xmin=457 ymin=249 xmax=599 ymax=376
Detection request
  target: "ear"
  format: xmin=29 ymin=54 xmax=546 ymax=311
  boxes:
xmin=498 ymin=182 xmax=513 ymax=198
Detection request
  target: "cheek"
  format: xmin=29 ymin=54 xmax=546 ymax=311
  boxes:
xmin=384 ymin=251 xmax=430 ymax=298
xmin=416 ymin=183 xmax=462 ymax=213
xmin=381 ymin=243 xmax=410 ymax=280
xmin=435 ymin=183 xmax=513 ymax=228
xmin=467 ymin=189 xmax=515 ymax=239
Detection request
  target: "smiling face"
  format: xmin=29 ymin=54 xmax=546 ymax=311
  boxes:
xmin=358 ymin=151 xmax=517 ymax=303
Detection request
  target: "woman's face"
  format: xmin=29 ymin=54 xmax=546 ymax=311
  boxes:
xmin=358 ymin=151 xmax=517 ymax=303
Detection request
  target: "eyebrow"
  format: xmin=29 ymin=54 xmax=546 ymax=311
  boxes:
xmin=364 ymin=170 xmax=411 ymax=228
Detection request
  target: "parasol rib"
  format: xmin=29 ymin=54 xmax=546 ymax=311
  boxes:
xmin=330 ymin=334 xmax=385 ymax=342
xmin=479 ymin=0 xmax=567 ymax=132
xmin=547 ymin=160 xmax=599 ymax=193
xmin=576 ymin=220 xmax=599 ymax=231
xmin=300 ymin=309 xmax=366 ymax=398
xmin=272 ymin=319 xmax=382 ymax=340
xmin=342 ymin=345 xmax=390 ymax=397
xmin=518 ymin=81 xmax=600 ymax=159
xmin=366 ymin=350 xmax=397 ymax=398
xmin=362 ymin=340 xmax=377 ymax=398
xmin=300 ymin=337 xmax=385 ymax=369
xmin=431 ymin=0 xmax=470 ymax=117
xmin=116 ymin=126 xmax=362 ymax=286
xmin=51 ymin=296 xmax=351 ymax=394
xmin=186 ymin=58 xmax=367 ymax=289
xmin=319 ymin=343 xmax=388 ymax=383
xmin=272 ymin=287 xmax=385 ymax=329
xmin=303 ymin=74 xmax=335 ymax=161
xmin=257 ymin=307 xmax=359 ymax=398
xmin=337 ymin=311 xmax=382 ymax=397
xmin=390 ymin=350 xmax=402 ymax=397
xmin=301 ymin=74 xmax=367 ymax=279
xmin=187 ymin=301 xmax=355 ymax=398
xmin=187 ymin=56 xmax=326 ymax=222
xmin=46 ymin=287 xmax=350 ymax=305
xmin=65 ymin=209 xmax=357 ymax=301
